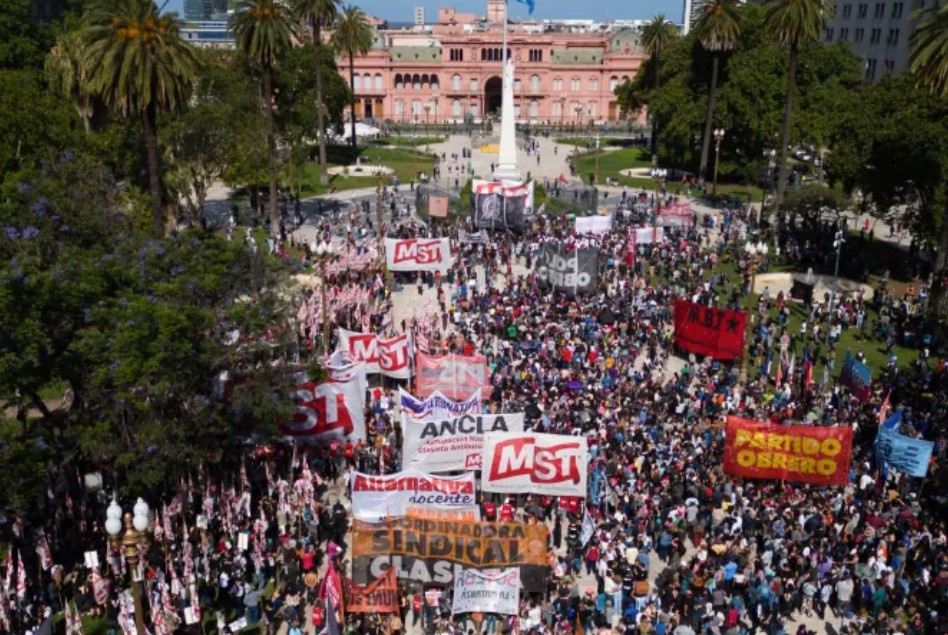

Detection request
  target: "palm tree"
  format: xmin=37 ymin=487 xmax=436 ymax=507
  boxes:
xmin=81 ymin=0 xmax=199 ymax=236
xmin=46 ymin=32 xmax=96 ymax=133
xmin=229 ymin=0 xmax=297 ymax=238
xmin=639 ymin=14 xmax=678 ymax=164
xmin=291 ymin=0 xmax=339 ymax=187
xmin=694 ymin=0 xmax=743 ymax=179
xmin=331 ymin=5 xmax=374 ymax=157
xmin=764 ymin=0 xmax=830 ymax=211
xmin=910 ymin=2 xmax=948 ymax=317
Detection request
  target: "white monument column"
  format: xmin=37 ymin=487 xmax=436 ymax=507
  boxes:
xmin=493 ymin=2 xmax=521 ymax=181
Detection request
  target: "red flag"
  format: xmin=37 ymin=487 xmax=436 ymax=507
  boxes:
xmin=673 ymin=299 xmax=747 ymax=361
xmin=878 ymin=391 xmax=891 ymax=426
xmin=318 ymin=564 xmax=345 ymax=623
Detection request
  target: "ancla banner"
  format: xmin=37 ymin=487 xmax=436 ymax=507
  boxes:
xmin=415 ymin=352 xmax=492 ymax=400
xmin=723 ymin=417 xmax=853 ymax=486
xmin=536 ymin=243 xmax=599 ymax=294
xmin=673 ymin=299 xmax=746 ymax=360
xmin=350 ymin=469 xmax=477 ymax=521
xmin=399 ymin=388 xmax=482 ymax=419
xmin=282 ymin=364 xmax=367 ymax=443
xmin=403 ymin=412 xmax=526 ymax=472
xmin=481 ymin=432 xmax=588 ymax=497
xmin=384 ymin=238 xmax=453 ymax=272
xmin=452 ymin=569 xmax=521 ymax=615
xmin=342 ymin=568 xmax=398 ymax=614
xmin=337 ymin=329 xmax=411 ymax=379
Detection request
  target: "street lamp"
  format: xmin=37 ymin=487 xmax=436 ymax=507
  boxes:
xmin=739 ymin=240 xmax=770 ymax=382
xmin=594 ymin=132 xmax=601 ymax=186
xmin=761 ymin=148 xmax=777 ymax=226
xmin=650 ymin=167 xmax=667 ymax=244
xmin=105 ymin=498 xmax=151 ymax=635
xmin=826 ymin=229 xmax=845 ymax=343
xmin=312 ymin=241 xmax=340 ymax=354
xmin=574 ymin=105 xmax=583 ymax=156
xmin=712 ymin=128 xmax=726 ymax=195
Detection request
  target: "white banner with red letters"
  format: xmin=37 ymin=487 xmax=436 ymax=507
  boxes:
xmin=415 ymin=352 xmax=491 ymax=400
xmin=402 ymin=412 xmax=526 ymax=473
xmin=282 ymin=363 xmax=367 ymax=444
xmin=350 ymin=468 xmax=478 ymax=521
xmin=384 ymin=238 xmax=453 ymax=272
xmin=481 ymin=432 xmax=588 ymax=497
xmin=337 ymin=328 xmax=411 ymax=379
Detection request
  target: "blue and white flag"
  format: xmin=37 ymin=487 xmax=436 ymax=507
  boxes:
xmin=876 ymin=427 xmax=933 ymax=478
xmin=580 ymin=508 xmax=595 ymax=546
xmin=512 ymin=0 xmax=535 ymax=15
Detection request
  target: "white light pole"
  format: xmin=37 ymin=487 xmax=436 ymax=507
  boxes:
xmin=740 ymin=240 xmax=769 ymax=382
xmin=105 ymin=498 xmax=151 ymax=635
xmin=713 ymin=128 xmax=726 ymax=195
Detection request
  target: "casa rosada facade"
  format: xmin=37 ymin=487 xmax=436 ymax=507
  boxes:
xmin=340 ymin=2 xmax=646 ymax=125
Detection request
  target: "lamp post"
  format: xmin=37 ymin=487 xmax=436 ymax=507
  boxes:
xmin=312 ymin=241 xmax=339 ymax=354
xmin=105 ymin=498 xmax=151 ymax=635
xmin=761 ymin=148 xmax=776 ymax=227
xmin=826 ymin=229 xmax=845 ymax=344
xmin=712 ymin=128 xmax=726 ymax=195
xmin=650 ymin=167 xmax=667 ymax=244
xmin=739 ymin=239 xmax=770 ymax=382
xmin=594 ymin=132 xmax=601 ymax=186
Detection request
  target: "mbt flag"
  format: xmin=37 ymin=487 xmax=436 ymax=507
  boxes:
xmin=840 ymin=351 xmax=871 ymax=401
xmin=673 ymin=299 xmax=746 ymax=360
xmin=415 ymin=352 xmax=491 ymax=400
xmin=398 ymin=388 xmax=482 ymax=419
xmin=282 ymin=365 xmax=367 ymax=443
xmin=536 ymin=243 xmax=600 ymax=294
xmin=384 ymin=238 xmax=452 ymax=272
xmin=350 ymin=469 xmax=477 ymax=521
xmin=723 ymin=417 xmax=853 ymax=486
xmin=481 ymin=432 xmax=588 ymax=497
xmin=337 ymin=329 xmax=411 ymax=379
xmin=402 ymin=412 xmax=526 ymax=472
xmin=452 ymin=569 xmax=521 ymax=615
xmin=876 ymin=428 xmax=933 ymax=477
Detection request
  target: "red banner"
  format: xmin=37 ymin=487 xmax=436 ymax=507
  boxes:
xmin=723 ymin=417 xmax=853 ymax=486
xmin=673 ymin=299 xmax=746 ymax=360
xmin=342 ymin=568 xmax=398 ymax=613
xmin=415 ymin=352 xmax=491 ymax=400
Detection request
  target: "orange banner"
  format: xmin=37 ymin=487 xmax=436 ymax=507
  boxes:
xmin=723 ymin=417 xmax=852 ymax=486
xmin=342 ymin=568 xmax=398 ymax=613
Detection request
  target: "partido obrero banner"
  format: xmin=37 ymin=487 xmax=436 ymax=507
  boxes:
xmin=481 ymin=432 xmax=589 ymax=497
xmin=402 ymin=412 xmax=526 ymax=472
xmin=452 ymin=568 xmax=521 ymax=615
xmin=673 ymin=299 xmax=747 ymax=360
xmin=350 ymin=469 xmax=478 ymax=521
xmin=535 ymin=243 xmax=600 ymax=294
xmin=342 ymin=568 xmax=399 ymax=613
xmin=723 ymin=417 xmax=853 ymax=486
xmin=384 ymin=237 xmax=453 ymax=272
xmin=337 ymin=329 xmax=411 ymax=379
xmin=351 ymin=517 xmax=548 ymax=591
xmin=398 ymin=387 xmax=482 ymax=419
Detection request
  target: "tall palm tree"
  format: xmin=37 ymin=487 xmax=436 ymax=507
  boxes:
xmin=82 ymin=0 xmax=199 ymax=236
xmin=694 ymin=0 xmax=743 ymax=179
xmin=291 ymin=0 xmax=339 ymax=187
xmin=331 ymin=5 xmax=374 ymax=157
xmin=46 ymin=32 xmax=96 ymax=133
xmin=639 ymin=14 xmax=678 ymax=164
xmin=229 ymin=0 xmax=297 ymax=238
xmin=764 ymin=0 xmax=830 ymax=211
xmin=910 ymin=2 xmax=948 ymax=318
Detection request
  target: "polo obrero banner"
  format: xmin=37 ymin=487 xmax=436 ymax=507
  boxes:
xmin=722 ymin=416 xmax=853 ymax=486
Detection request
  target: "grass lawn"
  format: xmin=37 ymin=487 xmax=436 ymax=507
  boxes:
xmin=294 ymin=145 xmax=436 ymax=197
xmin=371 ymin=136 xmax=445 ymax=147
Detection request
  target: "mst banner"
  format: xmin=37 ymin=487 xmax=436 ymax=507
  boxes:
xmin=337 ymin=329 xmax=411 ymax=379
xmin=281 ymin=364 xmax=367 ymax=443
xmin=342 ymin=569 xmax=398 ymax=614
xmin=673 ymin=299 xmax=747 ymax=360
xmin=416 ymin=352 xmax=491 ymax=400
xmin=398 ymin=388 xmax=482 ymax=419
xmin=452 ymin=569 xmax=520 ymax=615
xmin=536 ymin=243 xmax=599 ymax=294
xmin=384 ymin=238 xmax=453 ymax=272
xmin=350 ymin=469 xmax=477 ymax=521
xmin=352 ymin=517 xmax=548 ymax=591
xmin=403 ymin=412 xmax=526 ymax=472
xmin=481 ymin=432 xmax=588 ymax=497
xmin=723 ymin=417 xmax=853 ymax=486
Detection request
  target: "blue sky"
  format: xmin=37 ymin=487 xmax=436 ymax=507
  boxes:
xmin=166 ymin=0 xmax=679 ymax=23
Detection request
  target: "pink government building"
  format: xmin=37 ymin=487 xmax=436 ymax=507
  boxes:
xmin=341 ymin=0 xmax=646 ymax=124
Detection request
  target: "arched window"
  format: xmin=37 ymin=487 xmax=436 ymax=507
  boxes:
xmin=621 ymin=75 xmax=630 ymax=84
xmin=552 ymin=77 xmax=562 ymax=92
xmin=413 ymin=74 xmax=421 ymax=90
xmin=589 ymin=77 xmax=599 ymax=92
xmin=453 ymin=74 xmax=462 ymax=90
xmin=395 ymin=74 xmax=404 ymax=89
xmin=587 ymin=101 xmax=597 ymax=117
xmin=552 ymin=101 xmax=562 ymax=118
xmin=353 ymin=74 xmax=361 ymax=90
xmin=374 ymin=74 xmax=383 ymax=90
xmin=570 ymin=77 xmax=580 ymax=92
xmin=513 ymin=79 xmax=521 ymax=92
xmin=363 ymin=74 xmax=371 ymax=89
xmin=609 ymin=76 xmax=618 ymax=91
xmin=452 ymin=99 xmax=462 ymax=118
xmin=470 ymin=76 xmax=479 ymax=91
xmin=430 ymin=74 xmax=439 ymax=90
xmin=530 ymin=74 xmax=540 ymax=93
xmin=411 ymin=99 xmax=421 ymax=118
xmin=394 ymin=99 xmax=404 ymax=116
xmin=421 ymin=73 xmax=429 ymax=87
xmin=529 ymin=99 xmax=539 ymax=118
